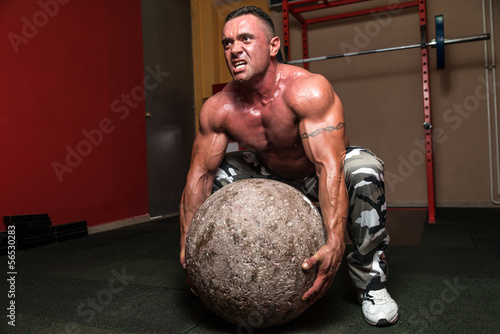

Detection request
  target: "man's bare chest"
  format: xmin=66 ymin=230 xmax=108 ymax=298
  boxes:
xmin=224 ymin=105 xmax=300 ymax=151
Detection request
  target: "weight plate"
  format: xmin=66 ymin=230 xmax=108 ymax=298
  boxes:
xmin=436 ymin=15 xmax=445 ymax=70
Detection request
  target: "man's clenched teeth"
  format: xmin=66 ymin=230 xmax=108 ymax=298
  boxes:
xmin=234 ymin=60 xmax=247 ymax=69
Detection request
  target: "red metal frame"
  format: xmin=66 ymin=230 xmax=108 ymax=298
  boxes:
xmin=418 ymin=0 xmax=436 ymax=224
xmin=304 ymin=1 xmax=419 ymax=24
xmin=282 ymin=0 xmax=436 ymax=223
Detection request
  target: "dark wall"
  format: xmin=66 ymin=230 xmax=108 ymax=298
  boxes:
xmin=142 ymin=0 xmax=196 ymax=216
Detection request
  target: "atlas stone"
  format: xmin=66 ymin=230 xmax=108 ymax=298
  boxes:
xmin=185 ymin=179 xmax=326 ymax=328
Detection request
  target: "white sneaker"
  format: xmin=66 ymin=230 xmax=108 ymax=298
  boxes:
xmin=358 ymin=288 xmax=399 ymax=326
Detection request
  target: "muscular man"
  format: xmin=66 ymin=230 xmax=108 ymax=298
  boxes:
xmin=180 ymin=6 xmax=398 ymax=327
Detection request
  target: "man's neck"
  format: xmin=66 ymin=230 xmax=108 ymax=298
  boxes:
xmin=237 ymin=61 xmax=279 ymax=105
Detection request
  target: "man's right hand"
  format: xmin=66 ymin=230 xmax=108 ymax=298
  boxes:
xmin=180 ymin=247 xmax=186 ymax=269
xmin=180 ymin=239 xmax=198 ymax=296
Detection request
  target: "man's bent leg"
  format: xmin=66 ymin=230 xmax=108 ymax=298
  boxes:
xmin=212 ymin=151 xmax=275 ymax=192
xmin=344 ymin=147 xmax=389 ymax=290
xmin=344 ymin=147 xmax=398 ymax=326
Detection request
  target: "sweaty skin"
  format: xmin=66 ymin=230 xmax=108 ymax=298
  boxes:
xmin=180 ymin=14 xmax=349 ymax=304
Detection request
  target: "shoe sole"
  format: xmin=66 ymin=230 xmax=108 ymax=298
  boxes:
xmin=364 ymin=313 xmax=399 ymax=327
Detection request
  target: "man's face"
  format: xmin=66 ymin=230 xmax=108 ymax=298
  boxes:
xmin=222 ymin=14 xmax=273 ymax=83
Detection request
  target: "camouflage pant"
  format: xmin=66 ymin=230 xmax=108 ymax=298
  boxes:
xmin=213 ymin=147 xmax=390 ymax=291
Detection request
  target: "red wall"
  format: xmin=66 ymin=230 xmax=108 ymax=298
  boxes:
xmin=0 ymin=0 xmax=149 ymax=231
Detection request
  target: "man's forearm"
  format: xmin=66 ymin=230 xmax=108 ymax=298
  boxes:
xmin=317 ymin=170 xmax=348 ymax=245
xmin=180 ymin=173 xmax=215 ymax=242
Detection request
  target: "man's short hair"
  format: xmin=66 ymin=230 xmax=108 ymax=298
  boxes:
xmin=225 ymin=6 xmax=275 ymax=39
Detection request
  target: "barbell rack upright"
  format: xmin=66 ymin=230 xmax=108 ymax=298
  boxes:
xmin=419 ymin=0 xmax=436 ymax=224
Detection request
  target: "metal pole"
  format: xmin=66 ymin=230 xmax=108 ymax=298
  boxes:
xmin=302 ymin=23 xmax=309 ymax=70
xmin=283 ymin=0 xmax=290 ymax=62
xmin=419 ymin=0 xmax=436 ymax=224
xmin=287 ymin=34 xmax=490 ymax=65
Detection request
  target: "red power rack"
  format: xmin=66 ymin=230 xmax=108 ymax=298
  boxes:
xmin=282 ymin=0 xmax=436 ymax=223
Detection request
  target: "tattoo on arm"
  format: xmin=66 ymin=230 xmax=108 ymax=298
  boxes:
xmin=300 ymin=122 xmax=345 ymax=139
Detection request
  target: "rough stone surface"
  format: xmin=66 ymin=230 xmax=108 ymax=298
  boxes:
xmin=185 ymin=179 xmax=326 ymax=328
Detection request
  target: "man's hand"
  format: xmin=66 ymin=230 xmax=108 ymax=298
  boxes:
xmin=179 ymin=248 xmax=186 ymax=270
xmin=301 ymin=235 xmax=345 ymax=303
xmin=179 ymin=221 xmax=188 ymax=269
xmin=180 ymin=226 xmax=195 ymax=295
xmin=180 ymin=240 xmax=199 ymax=296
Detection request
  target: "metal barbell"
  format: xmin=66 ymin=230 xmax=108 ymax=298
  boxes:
xmin=286 ymin=15 xmax=490 ymax=70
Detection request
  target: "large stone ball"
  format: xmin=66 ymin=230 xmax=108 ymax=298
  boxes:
xmin=185 ymin=179 xmax=326 ymax=328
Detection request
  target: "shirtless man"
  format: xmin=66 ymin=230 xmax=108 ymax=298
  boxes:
xmin=180 ymin=6 xmax=398 ymax=327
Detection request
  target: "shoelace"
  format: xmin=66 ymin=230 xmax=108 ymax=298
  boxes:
xmin=362 ymin=289 xmax=391 ymax=305
xmin=362 ymin=291 xmax=375 ymax=305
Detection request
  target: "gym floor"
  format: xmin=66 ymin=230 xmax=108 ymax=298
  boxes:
xmin=2 ymin=208 xmax=499 ymax=334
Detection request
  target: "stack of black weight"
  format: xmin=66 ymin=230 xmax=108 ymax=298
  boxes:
xmin=1 ymin=214 xmax=87 ymax=255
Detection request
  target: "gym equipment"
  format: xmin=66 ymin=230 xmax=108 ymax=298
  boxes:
xmin=281 ymin=0 xmax=494 ymax=223
xmin=286 ymin=15 xmax=490 ymax=69
xmin=435 ymin=14 xmax=445 ymax=70
xmin=185 ymin=179 xmax=326 ymax=328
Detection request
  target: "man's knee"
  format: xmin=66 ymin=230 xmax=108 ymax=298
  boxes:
xmin=345 ymin=154 xmax=384 ymax=190
xmin=213 ymin=151 xmax=269 ymax=192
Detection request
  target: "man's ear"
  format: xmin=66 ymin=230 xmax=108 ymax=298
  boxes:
xmin=270 ymin=36 xmax=281 ymax=57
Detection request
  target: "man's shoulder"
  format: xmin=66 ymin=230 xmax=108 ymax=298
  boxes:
xmin=199 ymin=85 xmax=239 ymax=131
xmin=279 ymin=63 xmax=310 ymax=77
xmin=280 ymin=66 xmax=336 ymax=119
xmin=202 ymin=84 xmax=236 ymax=115
xmin=204 ymin=83 xmax=240 ymax=107
xmin=285 ymin=66 xmax=328 ymax=88
xmin=282 ymin=67 xmax=331 ymax=101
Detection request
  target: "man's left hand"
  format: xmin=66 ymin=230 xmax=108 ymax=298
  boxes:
xmin=301 ymin=236 xmax=345 ymax=303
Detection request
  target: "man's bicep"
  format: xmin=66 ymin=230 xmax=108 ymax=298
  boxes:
xmin=300 ymin=118 xmax=346 ymax=172
xmin=191 ymin=96 xmax=230 ymax=173
xmin=289 ymin=74 xmax=346 ymax=163
xmin=299 ymin=119 xmax=346 ymax=141
xmin=190 ymin=128 xmax=229 ymax=175
xmin=298 ymin=94 xmax=346 ymax=169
